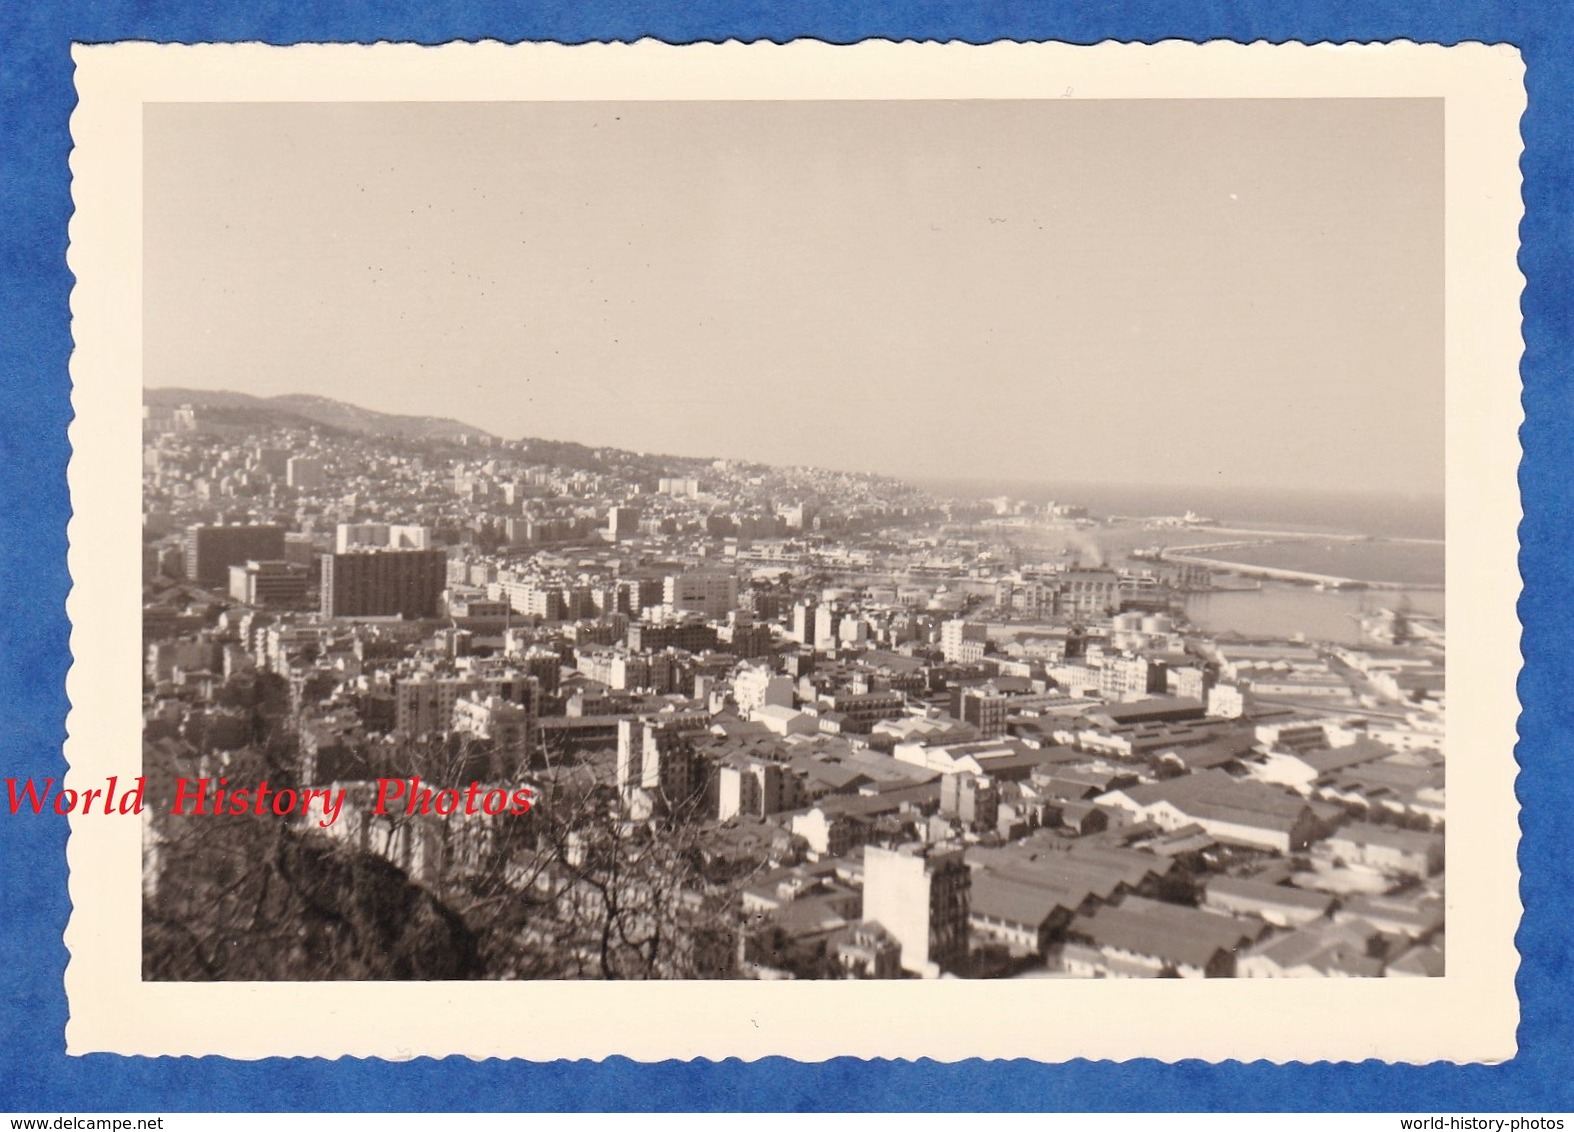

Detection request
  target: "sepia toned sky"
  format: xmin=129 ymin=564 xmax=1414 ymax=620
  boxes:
xmin=144 ymin=98 xmax=1443 ymax=495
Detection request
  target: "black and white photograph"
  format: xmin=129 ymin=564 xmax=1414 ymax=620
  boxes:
xmin=60 ymin=41 xmax=1522 ymax=1062
xmin=134 ymin=93 xmax=1451 ymax=984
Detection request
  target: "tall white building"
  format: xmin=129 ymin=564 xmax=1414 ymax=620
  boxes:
xmin=664 ymin=571 xmax=738 ymax=620
xmin=286 ymin=455 xmax=325 ymax=490
xmin=732 ymin=664 xmax=794 ymax=715
xmin=862 ymin=844 xmax=971 ymax=977
xmin=335 ymin=522 xmax=433 ymax=554
xmin=615 ymin=714 xmax=712 ymax=810
xmin=814 ymin=604 xmax=842 ymax=651
xmin=717 ymin=757 xmax=792 ymax=822
xmin=791 ymin=600 xmax=817 ymax=646
xmin=452 ymin=693 xmax=537 ymax=770
xmin=940 ymin=618 xmax=988 ymax=663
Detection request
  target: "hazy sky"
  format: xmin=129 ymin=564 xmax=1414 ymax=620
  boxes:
xmin=144 ymin=99 xmax=1443 ymax=495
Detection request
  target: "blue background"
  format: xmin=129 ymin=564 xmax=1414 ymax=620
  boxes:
xmin=0 ymin=1 xmax=1565 ymax=1113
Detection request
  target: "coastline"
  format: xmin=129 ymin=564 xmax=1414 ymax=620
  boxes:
xmin=1162 ymin=551 xmax=1444 ymax=592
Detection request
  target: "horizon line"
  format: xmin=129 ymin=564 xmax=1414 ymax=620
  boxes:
xmin=145 ymin=385 xmax=1444 ymax=502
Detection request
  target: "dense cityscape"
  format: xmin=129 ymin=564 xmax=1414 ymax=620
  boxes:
xmin=140 ymin=390 xmax=1446 ymax=981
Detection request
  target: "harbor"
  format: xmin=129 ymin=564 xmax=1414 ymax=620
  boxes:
xmin=1157 ymin=536 xmax=1444 ymax=592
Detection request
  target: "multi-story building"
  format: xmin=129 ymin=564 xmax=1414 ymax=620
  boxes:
xmin=335 ymin=522 xmax=431 ymax=553
xmin=320 ymin=548 xmax=446 ymax=618
xmin=227 ymin=559 xmax=309 ymax=608
xmin=337 ymin=523 xmax=388 ymax=553
xmin=732 ymin=664 xmax=794 ymax=715
xmin=626 ymin=621 xmax=718 ymax=653
xmin=1099 ymin=655 xmax=1168 ymax=700
xmin=615 ymin=714 xmax=713 ymax=812
xmin=508 ymin=646 xmax=563 ymax=696
xmin=861 ymin=844 xmax=971 ymax=977
xmin=184 ymin=523 xmax=285 ymax=587
xmin=1207 ymin=683 xmax=1247 ymax=719
xmin=834 ymin=922 xmax=903 ymax=979
xmin=814 ymin=605 xmax=843 ymax=651
xmin=658 ymin=477 xmax=700 ymax=497
xmin=1167 ymin=663 xmax=1212 ymax=702
xmin=146 ymin=638 xmax=223 ymax=684
xmin=575 ymin=647 xmax=681 ymax=695
xmin=446 ymin=596 xmax=511 ymax=619
xmin=1008 ymin=580 xmax=1057 ymax=618
xmin=452 ymin=692 xmax=538 ymax=770
xmin=791 ymin=600 xmax=817 ymax=647
xmin=563 ymin=585 xmax=597 ymax=621
xmin=958 ymin=686 xmax=1009 ymax=739
xmin=392 ymin=668 xmax=538 ymax=736
xmin=1058 ymin=568 xmax=1122 ymax=618
xmin=664 ymin=571 xmax=739 ymax=620
xmin=823 ymin=690 xmax=905 ymax=733
xmin=790 ymin=807 xmax=861 ymax=860
xmin=623 ymin=578 xmax=660 ymax=613
xmin=838 ymin=617 xmax=870 ymax=647
xmin=777 ymin=502 xmax=816 ymax=531
xmin=717 ymin=756 xmax=794 ymax=822
xmin=496 ymin=580 xmax=567 ymax=622
xmin=250 ymin=446 xmax=289 ymax=476
xmin=395 ymin=673 xmax=478 ymax=737
xmin=719 ymin=622 xmax=774 ymax=659
xmin=607 ymin=505 xmax=641 ymax=541
xmin=939 ymin=772 xmax=999 ymax=830
xmin=285 ymin=455 xmax=325 ymax=490
xmin=528 ymin=586 xmax=568 ymax=622
xmin=940 ymin=619 xmax=988 ymax=664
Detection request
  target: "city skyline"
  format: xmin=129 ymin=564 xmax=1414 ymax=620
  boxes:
xmin=144 ymin=97 xmax=1444 ymax=496
xmin=141 ymin=384 xmax=1448 ymax=508
xmin=138 ymin=402 xmax=1450 ymax=987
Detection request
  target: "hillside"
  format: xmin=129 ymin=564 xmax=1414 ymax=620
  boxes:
xmin=144 ymin=388 xmax=494 ymax=442
xmin=142 ymin=387 xmax=745 ymax=478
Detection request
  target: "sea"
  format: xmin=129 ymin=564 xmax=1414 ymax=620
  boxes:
xmin=1199 ymin=539 xmax=1444 ymax=587
xmin=913 ymin=478 xmax=1445 ymax=541
xmin=913 ymin=478 xmax=1446 ymax=645
xmin=1179 ymin=586 xmax=1444 ymax=647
